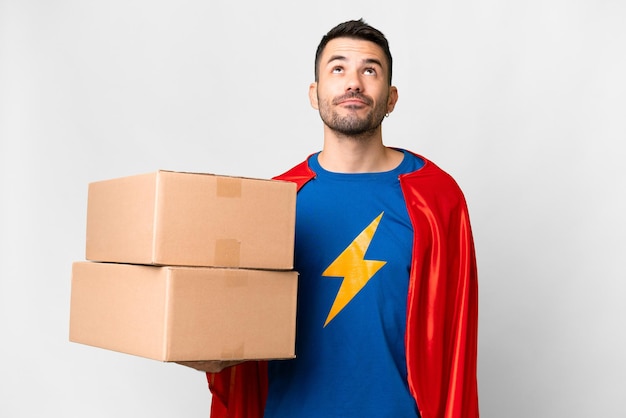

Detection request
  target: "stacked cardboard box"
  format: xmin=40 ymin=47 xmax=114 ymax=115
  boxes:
xmin=69 ymin=170 xmax=298 ymax=362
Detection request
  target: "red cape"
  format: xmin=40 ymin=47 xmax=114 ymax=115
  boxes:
xmin=207 ymin=153 xmax=479 ymax=418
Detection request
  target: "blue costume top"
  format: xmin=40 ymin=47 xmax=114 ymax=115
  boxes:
xmin=264 ymin=150 xmax=425 ymax=418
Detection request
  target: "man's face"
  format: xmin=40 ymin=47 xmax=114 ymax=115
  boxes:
xmin=310 ymin=37 xmax=397 ymax=137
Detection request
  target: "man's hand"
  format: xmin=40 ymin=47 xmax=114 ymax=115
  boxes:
xmin=175 ymin=360 xmax=244 ymax=373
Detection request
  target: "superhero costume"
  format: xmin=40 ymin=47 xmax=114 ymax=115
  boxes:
xmin=206 ymin=150 xmax=479 ymax=418
xmin=264 ymin=151 xmax=424 ymax=417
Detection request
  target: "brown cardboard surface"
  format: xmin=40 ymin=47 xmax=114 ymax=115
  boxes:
xmin=85 ymin=170 xmax=296 ymax=269
xmin=69 ymin=261 xmax=298 ymax=362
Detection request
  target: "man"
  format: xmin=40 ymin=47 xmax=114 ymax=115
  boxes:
xmin=200 ymin=19 xmax=479 ymax=418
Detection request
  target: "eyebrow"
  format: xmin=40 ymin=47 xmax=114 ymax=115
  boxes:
xmin=326 ymin=55 xmax=384 ymax=68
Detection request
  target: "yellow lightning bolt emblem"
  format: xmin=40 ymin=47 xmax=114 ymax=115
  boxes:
xmin=322 ymin=212 xmax=386 ymax=327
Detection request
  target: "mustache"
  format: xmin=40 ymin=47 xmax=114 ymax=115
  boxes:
xmin=332 ymin=92 xmax=373 ymax=106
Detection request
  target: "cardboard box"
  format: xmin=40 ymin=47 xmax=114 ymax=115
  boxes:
xmin=85 ymin=170 xmax=296 ymax=269
xmin=69 ymin=262 xmax=298 ymax=362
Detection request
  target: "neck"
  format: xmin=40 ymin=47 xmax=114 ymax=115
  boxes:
xmin=318 ymin=127 xmax=403 ymax=173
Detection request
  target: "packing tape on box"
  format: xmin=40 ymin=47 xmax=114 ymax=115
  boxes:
xmin=221 ymin=343 xmax=245 ymax=359
xmin=223 ymin=269 xmax=248 ymax=287
xmin=216 ymin=177 xmax=242 ymax=198
xmin=215 ymin=239 xmax=241 ymax=267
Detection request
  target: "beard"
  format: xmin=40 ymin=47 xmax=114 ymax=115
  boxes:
xmin=318 ymin=92 xmax=388 ymax=137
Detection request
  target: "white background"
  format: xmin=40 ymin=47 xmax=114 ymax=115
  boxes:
xmin=1 ymin=0 xmax=625 ymax=417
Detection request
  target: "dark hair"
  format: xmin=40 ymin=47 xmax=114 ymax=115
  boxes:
xmin=314 ymin=19 xmax=393 ymax=84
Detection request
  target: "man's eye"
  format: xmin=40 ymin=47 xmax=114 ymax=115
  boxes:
xmin=332 ymin=67 xmax=343 ymax=74
xmin=364 ymin=68 xmax=377 ymax=76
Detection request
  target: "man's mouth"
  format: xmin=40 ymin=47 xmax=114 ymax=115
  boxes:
xmin=333 ymin=93 xmax=372 ymax=106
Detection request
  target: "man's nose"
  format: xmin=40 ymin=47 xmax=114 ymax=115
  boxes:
xmin=345 ymin=71 xmax=363 ymax=92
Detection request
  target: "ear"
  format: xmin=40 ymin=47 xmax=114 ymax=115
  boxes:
xmin=386 ymin=86 xmax=398 ymax=114
xmin=308 ymin=82 xmax=319 ymax=110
